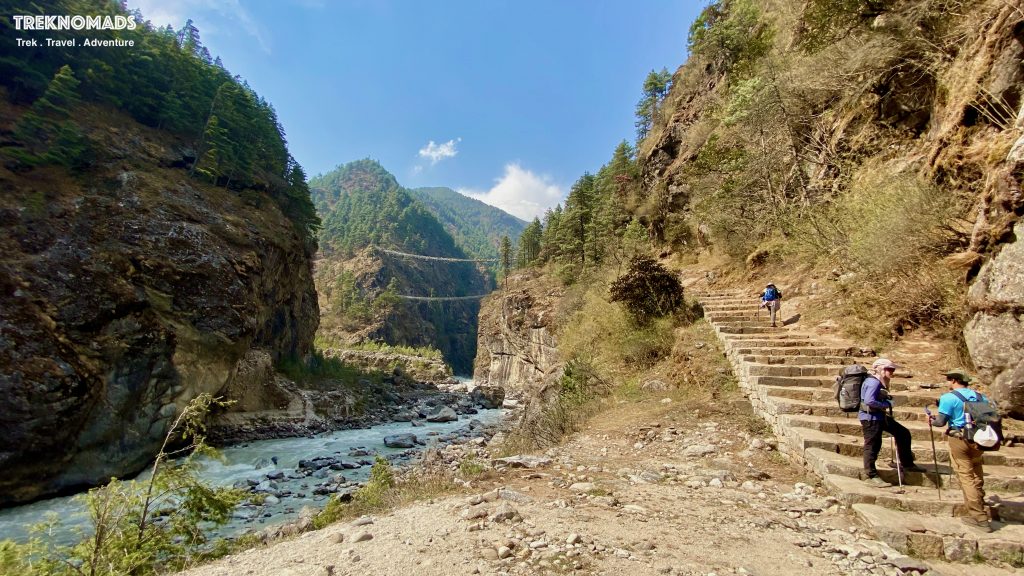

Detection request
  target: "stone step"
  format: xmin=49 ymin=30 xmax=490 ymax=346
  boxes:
xmin=852 ymin=503 xmax=1024 ymax=562
xmin=743 ymin=354 xmax=876 ymax=366
xmin=717 ymin=325 xmax=787 ymax=335
xmin=829 ymin=476 xmax=1024 ymax=524
xmin=699 ymin=288 xmax=1023 ymax=565
xmin=747 ymin=363 xmax=847 ymax=377
xmin=796 ymin=428 xmax=1024 ymax=469
xmin=803 ymin=447 xmax=1024 ymax=495
xmin=706 ymin=314 xmax=762 ymax=322
xmin=723 ymin=337 xmax=816 ymax=347
xmin=763 ymin=386 xmax=940 ymax=407
xmin=769 ymin=397 xmax=937 ymax=423
xmin=785 ymin=414 xmax=944 ymax=442
xmin=734 ymin=346 xmax=875 ymax=357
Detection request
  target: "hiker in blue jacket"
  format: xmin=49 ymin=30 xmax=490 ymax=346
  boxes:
xmin=929 ymin=370 xmax=991 ymax=532
xmin=759 ymin=283 xmax=782 ymax=327
xmin=860 ymin=358 xmax=925 ymax=487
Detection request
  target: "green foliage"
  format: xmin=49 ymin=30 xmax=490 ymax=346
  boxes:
xmin=499 ymin=235 xmax=513 ymax=282
xmin=506 ymin=357 xmax=609 ymax=450
xmin=531 ymin=141 xmax=641 ymax=280
xmin=356 ymin=456 xmax=396 ymax=507
xmin=635 ymin=68 xmax=673 ymax=142
xmin=0 ymin=394 xmax=245 ymax=576
xmin=688 ymin=0 xmax=773 ymax=74
xmin=313 ymin=457 xmax=396 ymax=528
xmin=799 ymin=0 xmax=895 ymax=52
xmin=559 ymin=357 xmax=607 ymax=407
xmin=407 ymin=186 xmax=527 ymax=266
xmin=516 ymin=218 xmax=543 ymax=267
xmin=311 ymin=160 xmax=469 ymax=261
xmin=327 ymin=270 xmax=399 ymax=327
xmin=457 ymin=457 xmax=488 ymax=478
xmin=276 ymin=350 xmax=385 ymax=386
xmin=609 ymin=255 xmax=685 ymax=326
xmin=338 ymin=341 xmax=444 ymax=360
xmin=6 ymin=65 xmax=90 ymax=168
xmin=0 ymin=2 xmax=319 ymax=246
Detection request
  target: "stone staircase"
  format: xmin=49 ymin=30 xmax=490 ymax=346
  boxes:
xmin=695 ymin=290 xmax=1024 ymax=564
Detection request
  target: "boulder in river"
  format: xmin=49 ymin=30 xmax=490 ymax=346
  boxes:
xmin=384 ymin=433 xmax=418 ymax=448
xmin=426 ymin=406 xmax=458 ymax=423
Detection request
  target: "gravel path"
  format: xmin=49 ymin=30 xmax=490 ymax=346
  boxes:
xmin=178 ymin=398 xmax=1011 ymax=576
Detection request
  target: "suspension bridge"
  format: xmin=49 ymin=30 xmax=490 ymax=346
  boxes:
xmin=376 ymin=247 xmax=498 ymax=301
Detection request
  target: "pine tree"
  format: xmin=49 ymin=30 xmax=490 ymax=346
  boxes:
xmin=635 ymin=68 xmax=672 ymax=142
xmin=177 ymin=19 xmax=203 ymax=55
xmin=499 ymin=235 xmax=513 ymax=286
xmin=560 ymin=173 xmax=596 ymax=267
xmin=9 ymin=65 xmax=88 ymax=167
xmin=516 ymin=218 xmax=542 ymax=267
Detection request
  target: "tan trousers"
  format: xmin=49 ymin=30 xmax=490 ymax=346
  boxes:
xmin=948 ymin=435 xmax=987 ymax=522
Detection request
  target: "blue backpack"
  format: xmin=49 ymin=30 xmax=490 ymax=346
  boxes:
xmin=764 ymin=286 xmax=780 ymax=301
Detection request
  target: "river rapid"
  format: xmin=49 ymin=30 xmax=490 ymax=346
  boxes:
xmin=0 ymin=406 xmax=503 ymax=547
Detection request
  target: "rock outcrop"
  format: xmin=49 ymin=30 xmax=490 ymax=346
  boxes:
xmin=473 ymin=270 xmax=563 ymax=396
xmin=0 ymin=112 xmax=318 ymax=505
xmin=965 ymin=218 xmax=1024 ymax=418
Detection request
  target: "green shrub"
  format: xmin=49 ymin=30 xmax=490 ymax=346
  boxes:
xmin=314 ymin=457 xmax=397 ymax=528
xmin=688 ymin=0 xmax=773 ymax=74
xmin=276 ymin=350 xmax=384 ymax=385
xmin=0 ymin=395 xmax=245 ymax=576
xmin=609 ymin=255 xmax=685 ymax=325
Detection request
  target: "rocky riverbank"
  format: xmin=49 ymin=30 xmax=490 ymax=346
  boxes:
xmin=206 ymin=371 xmax=506 ymax=446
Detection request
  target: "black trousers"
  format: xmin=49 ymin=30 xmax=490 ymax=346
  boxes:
xmin=861 ymin=416 xmax=915 ymax=478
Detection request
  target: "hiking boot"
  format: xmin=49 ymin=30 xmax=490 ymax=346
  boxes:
xmin=770 ymin=323 xmax=777 ymax=328
xmin=961 ymin=517 xmax=993 ymax=533
xmin=863 ymin=477 xmax=891 ymax=488
xmin=888 ymin=461 xmax=928 ymax=473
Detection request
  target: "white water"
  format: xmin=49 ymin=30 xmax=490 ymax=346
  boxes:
xmin=0 ymin=407 xmax=503 ymax=546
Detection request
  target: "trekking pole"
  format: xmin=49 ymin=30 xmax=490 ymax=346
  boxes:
xmin=890 ymin=435 xmax=905 ymax=494
xmin=924 ymin=407 xmax=942 ymax=500
xmin=888 ymin=409 xmax=905 ymax=494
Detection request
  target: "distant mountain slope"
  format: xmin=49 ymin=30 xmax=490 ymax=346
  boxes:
xmin=311 ymin=159 xmax=464 ymax=259
xmin=409 ymin=187 xmax=527 ymax=262
xmin=309 ymin=160 xmax=492 ymax=374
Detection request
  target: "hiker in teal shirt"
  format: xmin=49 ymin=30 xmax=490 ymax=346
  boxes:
xmin=929 ymin=370 xmax=991 ymax=532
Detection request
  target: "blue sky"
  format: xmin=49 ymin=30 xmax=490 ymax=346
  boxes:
xmin=129 ymin=1 xmax=703 ymax=220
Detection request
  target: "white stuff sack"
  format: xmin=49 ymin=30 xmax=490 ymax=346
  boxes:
xmin=973 ymin=425 xmax=999 ymax=448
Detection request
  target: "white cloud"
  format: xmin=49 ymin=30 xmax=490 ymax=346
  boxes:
xmin=129 ymin=0 xmax=270 ymax=54
xmin=459 ymin=163 xmax=565 ymax=221
xmin=418 ymin=138 xmax=460 ymax=165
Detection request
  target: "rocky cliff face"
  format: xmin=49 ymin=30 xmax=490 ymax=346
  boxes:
xmin=0 ymin=107 xmax=318 ymax=505
xmin=315 ymin=248 xmax=488 ymax=375
xmin=473 ymin=270 xmax=563 ymax=397
xmin=637 ymin=0 xmax=1024 ymax=416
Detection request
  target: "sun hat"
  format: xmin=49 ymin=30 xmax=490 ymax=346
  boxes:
xmin=872 ymin=358 xmax=900 ymax=371
xmin=942 ymin=370 xmax=973 ymax=384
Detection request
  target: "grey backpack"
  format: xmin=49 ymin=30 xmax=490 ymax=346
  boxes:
xmin=834 ymin=364 xmax=868 ymax=413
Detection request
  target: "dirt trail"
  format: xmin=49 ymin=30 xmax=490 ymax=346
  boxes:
xmin=178 ymin=393 xmax=1012 ymax=576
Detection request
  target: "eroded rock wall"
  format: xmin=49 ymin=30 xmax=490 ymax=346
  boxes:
xmin=473 ymin=270 xmax=563 ymax=397
xmin=0 ymin=118 xmax=318 ymax=504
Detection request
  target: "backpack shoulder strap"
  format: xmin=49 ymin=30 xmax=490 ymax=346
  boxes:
xmin=946 ymin=387 xmax=970 ymax=401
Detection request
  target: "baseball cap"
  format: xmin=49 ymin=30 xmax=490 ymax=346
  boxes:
xmin=942 ymin=369 xmax=972 ymax=384
xmin=872 ymin=358 xmax=900 ymax=371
